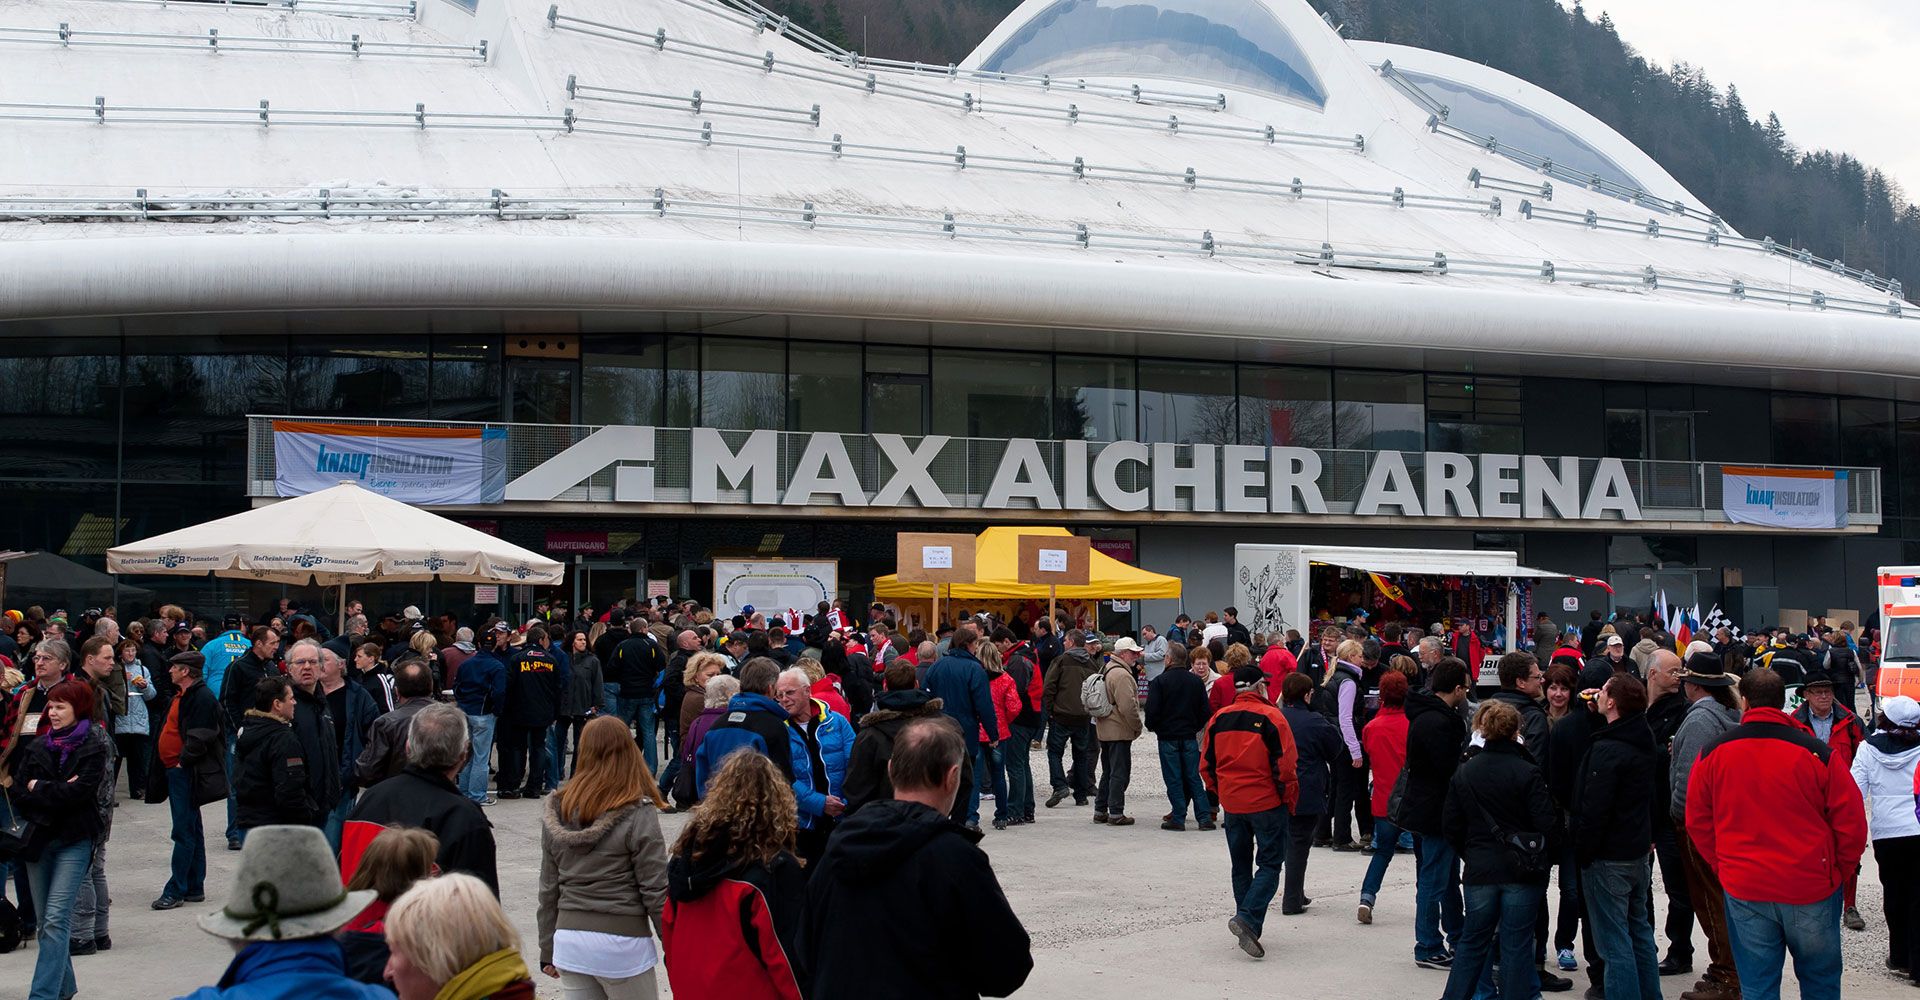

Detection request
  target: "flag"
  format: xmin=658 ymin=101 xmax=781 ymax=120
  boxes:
xmin=1568 ymin=577 xmax=1614 ymax=594
xmin=1674 ymin=612 xmax=1691 ymax=652
xmin=1369 ymin=572 xmax=1413 ymax=612
xmin=1703 ymin=604 xmax=1744 ymax=642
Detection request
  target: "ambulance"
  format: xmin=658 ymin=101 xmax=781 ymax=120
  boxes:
xmin=1876 ymin=566 xmax=1920 ymax=699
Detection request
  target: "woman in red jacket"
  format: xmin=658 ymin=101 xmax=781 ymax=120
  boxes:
xmin=1357 ymin=670 xmax=1411 ymax=924
xmin=978 ymin=639 xmax=1021 ymax=830
xmin=662 ymin=752 xmax=805 ymax=1000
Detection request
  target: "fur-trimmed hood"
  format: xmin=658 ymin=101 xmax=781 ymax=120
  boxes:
xmin=542 ymin=795 xmax=639 ymax=851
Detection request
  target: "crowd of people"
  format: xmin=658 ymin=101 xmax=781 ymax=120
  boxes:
xmin=0 ymin=594 xmax=1912 ymax=1000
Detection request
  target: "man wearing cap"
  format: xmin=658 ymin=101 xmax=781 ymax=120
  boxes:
xmin=1200 ymin=664 xmax=1300 ymax=959
xmin=1094 ymin=637 xmax=1145 ymax=827
xmin=1687 ymin=668 xmax=1867 ymax=1000
xmin=1668 ymin=652 xmax=1742 ymax=1000
xmin=1586 ymin=633 xmax=1630 ymax=676
xmin=174 ymin=824 xmax=391 ymax=999
xmin=1792 ymin=667 xmax=1869 ymax=932
xmin=452 ymin=624 xmax=509 ymax=805
xmin=153 ymin=650 xmax=227 ymax=911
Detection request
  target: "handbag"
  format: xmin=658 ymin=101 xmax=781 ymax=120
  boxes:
xmin=0 ymin=785 xmax=36 ymax=862
xmin=1463 ymin=778 xmax=1548 ymax=878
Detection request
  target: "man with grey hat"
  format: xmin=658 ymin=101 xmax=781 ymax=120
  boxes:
xmin=1667 ymin=652 xmax=1742 ymax=1000
xmin=173 ymin=825 xmax=392 ymax=999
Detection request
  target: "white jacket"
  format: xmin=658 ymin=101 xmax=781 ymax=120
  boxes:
xmin=1851 ymin=733 xmax=1920 ymax=841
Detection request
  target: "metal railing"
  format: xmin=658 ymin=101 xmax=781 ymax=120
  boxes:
xmin=241 ymin=415 xmax=1882 ymax=527
xmin=0 ymin=97 xmax=555 ymax=130
xmin=53 ymin=0 xmax=419 ymax=18
xmin=0 ymin=185 xmax=1906 ymax=319
xmin=0 ymin=22 xmax=486 ymax=59
xmin=567 ymin=76 xmax=819 ymax=127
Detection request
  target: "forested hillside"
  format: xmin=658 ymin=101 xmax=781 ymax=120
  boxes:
xmin=758 ymin=0 xmax=1919 ymax=300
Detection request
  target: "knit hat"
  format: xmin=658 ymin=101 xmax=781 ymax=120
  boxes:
xmin=197 ymin=826 xmax=375 ymax=942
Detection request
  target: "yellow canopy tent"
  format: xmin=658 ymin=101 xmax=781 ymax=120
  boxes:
xmin=872 ymin=526 xmax=1182 ymax=600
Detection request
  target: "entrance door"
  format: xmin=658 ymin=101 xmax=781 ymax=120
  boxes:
xmin=509 ymin=362 xmax=579 ymax=424
xmin=866 ymin=375 xmax=930 ymax=436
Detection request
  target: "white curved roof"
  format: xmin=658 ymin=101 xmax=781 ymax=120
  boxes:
xmin=0 ymin=0 xmax=1911 ymax=379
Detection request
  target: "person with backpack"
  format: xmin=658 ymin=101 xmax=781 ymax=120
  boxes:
xmin=993 ymin=628 xmax=1042 ymax=826
xmin=693 ymin=659 xmax=795 ymax=796
xmin=1042 ymin=630 xmax=1099 ymax=809
xmin=1091 ymin=638 xmax=1144 ymax=827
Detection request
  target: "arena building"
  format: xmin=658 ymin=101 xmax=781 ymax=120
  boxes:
xmin=1 ymin=0 xmax=1914 ymax=628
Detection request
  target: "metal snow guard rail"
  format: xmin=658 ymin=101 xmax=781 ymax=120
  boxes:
xmin=241 ymin=415 xmax=1883 ymax=526
xmin=59 ymin=0 xmax=419 ymax=18
xmin=0 ymin=23 xmax=486 ymax=59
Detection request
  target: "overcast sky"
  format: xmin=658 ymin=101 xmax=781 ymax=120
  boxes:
xmin=1580 ymin=1 xmax=1920 ymax=196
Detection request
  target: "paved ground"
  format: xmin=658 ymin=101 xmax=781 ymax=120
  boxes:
xmin=6 ymin=739 xmax=1910 ymax=1000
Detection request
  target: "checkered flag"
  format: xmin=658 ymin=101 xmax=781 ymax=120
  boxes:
xmin=1702 ymin=605 xmax=1743 ymax=642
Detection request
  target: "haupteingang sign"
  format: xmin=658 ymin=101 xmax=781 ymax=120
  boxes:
xmin=503 ymin=426 xmax=1644 ymax=521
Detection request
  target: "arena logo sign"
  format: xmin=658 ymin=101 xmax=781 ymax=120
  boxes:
xmin=505 ymin=427 xmax=1642 ymax=520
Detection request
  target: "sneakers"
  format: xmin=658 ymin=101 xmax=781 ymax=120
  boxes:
xmin=992 ymin=818 xmax=1008 ymax=830
xmin=1844 ymin=906 xmax=1867 ymax=931
xmin=1357 ymin=902 xmax=1373 ymax=925
xmin=478 ymin=796 xmax=499 ymax=806
xmin=151 ymin=896 xmax=182 ymax=911
xmin=1415 ymin=953 xmax=1454 ymax=970
xmin=1228 ymin=916 xmax=1265 ymax=959
xmin=1558 ymin=949 xmax=1578 ymax=971
xmin=1045 ymin=790 xmax=1067 ymax=808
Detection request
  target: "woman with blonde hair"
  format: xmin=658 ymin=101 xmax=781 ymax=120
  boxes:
xmin=340 ymin=827 xmax=441 ymax=984
xmin=538 ymin=714 xmax=669 ymax=999
xmin=661 ymin=752 xmax=805 ymax=1000
xmin=386 ymin=872 xmax=533 ymax=1000
xmin=1321 ymin=639 xmax=1369 ymax=851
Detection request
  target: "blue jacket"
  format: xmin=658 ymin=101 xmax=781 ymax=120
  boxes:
xmin=788 ymin=698 xmax=855 ymax=829
xmin=173 ymin=939 xmax=394 ymax=1000
xmin=332 ymin=680 xmax=381 ymax=792
xmin=453 ymin=649 xmax=508 ymax=717
xmin=921 ymin=648 xmax=997 ymax=747
xmin=694 ymin=692 xmax=796 ymax=796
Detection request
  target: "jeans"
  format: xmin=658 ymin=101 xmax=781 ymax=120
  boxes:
xmin=1046 ymin=719 xmax=1095 ymax=800
xmin=606 ymin=691 xmax=657 ymax=772
xmin=222 ymin=731 xmax=241 ymax=844
xmin=983 ymin=743 xmax=1011 ymax=823
xmin=68 ymin=838 xmax=108 ymax=942
xmin=1094 ymin=739 xmax=1132 ymax=816
xmin=323 ymin=790 xmax=357 ymax=854
xmin=26 ymin=838 xmax=90 ymax=1000
xmin=1582 ymin=858 xmax=1663 ymax=1000
xmin=1361 ymin=817 xmax=1405 ymax=905
xmin=498 ymin=723 xmax=550 ymax=795
xmin=1723 ymin=886 xmax=1843 ymax=1000
xmin=461 ymin=713 xmax=497 ymax=802
xmin=163 ymin=767 xmax=206 ymax=900
xmin=1415 ymin=833 xmax=1465 ymax=960
xmin=1224 ymin=806 xmax=1289 ymax=938
xmin=1006 ymin=722 xmax=1038 ymax=819
xmin=1651 ymin=816 xmax=1695 ymax=960
xmin=1283 ymin=812 xmax=1319 ymax=912
xmin=1157 ymin=738 xmax=1211 ymax=825
xmin=1443 ymin=882 xmax=1541 ymax=1000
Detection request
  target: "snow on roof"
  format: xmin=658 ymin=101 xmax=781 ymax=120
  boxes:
xmin=0 ymin=0 xmax=1910 ymax=349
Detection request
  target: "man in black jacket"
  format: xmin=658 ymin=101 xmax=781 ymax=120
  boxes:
xmin=842 ymin=661 xmax=971 ymax=822
xmin=1401 ymin=657 xmax=1471 ymax=970
xmin=1223 ymin=607 xmax=1253 ymax=651
xmin=800 ymin=717 xmax=1032 ymax=1000
xmin=1642 ymin=649 xmax=1696 ymax=977
xmin=233 ymin=675 xmax=317 ymax=830
xmin=499 ymin=626 xmax=566 ymax=799
xmin=341 ymin=702 xmax=498 ymax=895
xmin=609 ymin=624 xmax=667 ymax=770
xmin=1145 ymin=640 xmax=1214 ymax=831
xmin=217 ymin=625 xmax=280 ymax=849
xmin=283 ymin=640 xmax=341 ymax=826
xmin=1487 ymin=651 xmax=1549 ymax=761
xmin=1575 ymin=672 xmax=1662 ymax=1000
xmin=354 ymin=659 xmax=436 ymax=787
xmin=1278 ymin=673 xmax=1341 ymax=914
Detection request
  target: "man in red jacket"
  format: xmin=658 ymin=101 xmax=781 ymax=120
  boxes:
xmin=1201 ymin=665 xmax=1300 ymax=960
xmin=1685 ymin=668 xmax=1866 ymax=1000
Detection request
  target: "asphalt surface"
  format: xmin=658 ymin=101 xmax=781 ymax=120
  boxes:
xmin=8 ymin=738 xmax=1909 ymax=1000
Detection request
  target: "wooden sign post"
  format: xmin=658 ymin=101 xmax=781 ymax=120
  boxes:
xmin=1017 ymin=535 xmax=1091 ymax=627
xmin=896 ymin=532 xmax=977 ymax=631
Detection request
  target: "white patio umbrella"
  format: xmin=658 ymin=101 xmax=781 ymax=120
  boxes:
xmin=106 ymin=481 xmax=563 ymax=630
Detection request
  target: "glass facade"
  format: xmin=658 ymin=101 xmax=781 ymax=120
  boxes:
xmin=979 ymin=0 xmax=1329 ymax=109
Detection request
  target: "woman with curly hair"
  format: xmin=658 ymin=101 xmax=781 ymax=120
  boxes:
xmin=660 ymin=751 xmax=805 ymax=1000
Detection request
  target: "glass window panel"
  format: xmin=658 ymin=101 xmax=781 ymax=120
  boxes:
xmin=865 ymin=345 xmax=929 ymax=375
xmin=1771 ymin=395 xmax=1838 ymax=461
xmin=1396 ymin=70 xmax=1643 ymax=191
xmin=665 ymin=335 xmax=699 ymax=428
xmin=979 ymin=0 xmax=1328 ymax=109
xmin=1428 ymin=422 xmax=1522 ymax=455
xmin=122 ymin=335 xmax=288 ymax=484
xmin=1138 ymin=360 xmax=1236 ymax=444
xmin=1055 ymin=355 xmax=1136 ymax=442
xmin=1334 ymin=371 xmax=1423 ymax=451
xmin=1238 ymin=365 xmax=1331 ymax=448
xmin=932 ymin=350 xmax=1051 ymax=439
xmin=700 ymin=337 xmax=785 ymax=430
xmin=583 ymin=334 xmax=664 ymax=427
xmin=431 ymin=337 xmax=500 ymax=422
xmin=789 ymin=343 xmax=863 ymax=433
xmin=0 ymin=336 xmax=121 ymax=481
xmin=289 ymin=338 xmax=430 ymax=418
xmin=1605 ymin=408 xmax=1646 ymax=459
xmin=1840 ymin=398 xmax=1895 ymax=516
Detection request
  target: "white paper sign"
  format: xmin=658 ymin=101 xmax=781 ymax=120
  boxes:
xmin=1110 ymin=600 xmax=1131 ymax=612
xmin=922 ymin=545 xmax=954 ymax=569
xmin=474 ymin=585 xmax=500 ymax=603
xmin=1562 ymin=596 xmax=1579 ymax=612
xmin=1038 ymin=548 xmax=1069 ymax=573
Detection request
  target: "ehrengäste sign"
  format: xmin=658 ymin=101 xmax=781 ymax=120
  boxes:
xmin=503 ymin=427 xmax=1643 ymax=520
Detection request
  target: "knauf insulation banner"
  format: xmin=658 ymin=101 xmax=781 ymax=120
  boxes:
xmin=274 ymin=421 xmax=506 ymax=504
xmin=1721 ymin=466 xmax=1848 ymax=529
